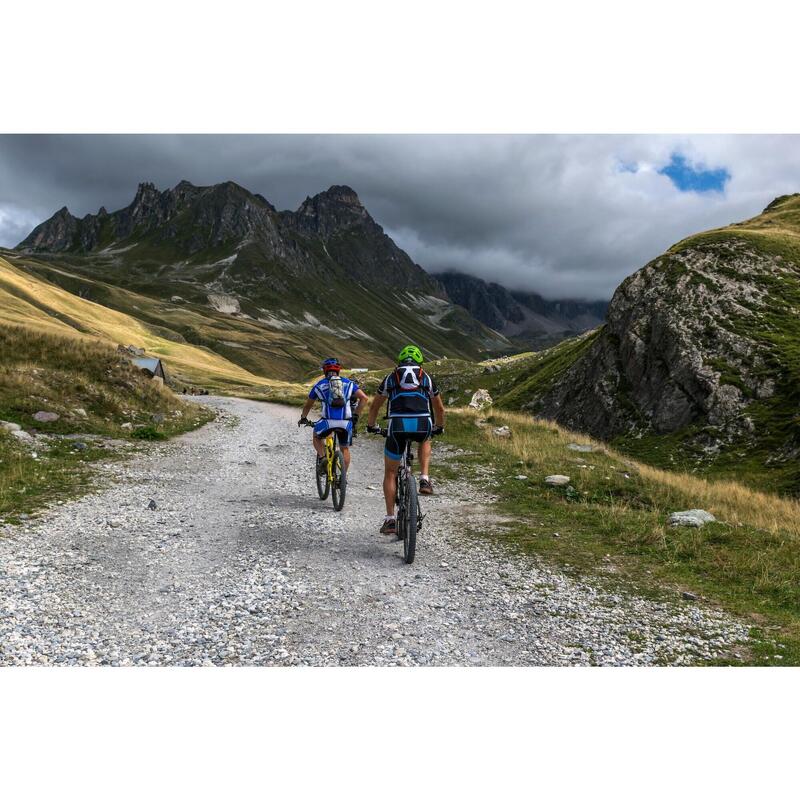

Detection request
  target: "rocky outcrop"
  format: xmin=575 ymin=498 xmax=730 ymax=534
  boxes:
xmin=19 ymin=206 xmax=79 ymax=252
xmin=533 ymin=240 xmax=783 ymax=444
xmin=285 ymin=185 xmax=370 ymax=239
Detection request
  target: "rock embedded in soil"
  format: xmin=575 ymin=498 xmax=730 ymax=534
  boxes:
xmin=33 ymin=411 xmax=59 ymax=423
xmin=567 ymin=443 xmax=595 ymax=452
xmin=669 ymin=509 xmax=716 ymax=528
xmin=545 ymin=474 xmax=571 ymax=486
xmin=469 ymin=389 xmax=493 ymax=411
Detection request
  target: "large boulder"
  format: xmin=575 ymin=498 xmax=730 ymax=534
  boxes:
xmin=33 ymin=411 xmax=59 ymax=423
xmin=207 ymin=293 xmax=241 ymax=314
xmin=469 ymin=389 xmax=493 ymax=410
xmin=669 ymin=509 xmax=716 ymax=527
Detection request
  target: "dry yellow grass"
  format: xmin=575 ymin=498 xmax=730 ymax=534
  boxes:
xmin=634 ymin=463 xmax=800 ymax=537
xmin=472 ymin=409 xmax=800 ymax=537
xmin=0 ymin=255 xmax=299 ymax=392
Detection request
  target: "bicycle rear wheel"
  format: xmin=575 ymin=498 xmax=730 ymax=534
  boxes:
xmin=316 ymin=451 xmax=330 ymax=500
xmin=331 ymin=450 xmax=347 ymax=511
xmin=403 ymin=472 xmax=418 ymax=564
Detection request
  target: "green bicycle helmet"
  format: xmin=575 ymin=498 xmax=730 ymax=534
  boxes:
xmin=397 ymin=344 xmax=424 ymax=365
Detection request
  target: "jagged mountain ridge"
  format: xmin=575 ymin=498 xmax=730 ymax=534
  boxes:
xmin=15 ymin=180 xmax=508 ymax=375
xmin=437 ymin=271 xmax=607 ymax=347
xmin=19 ymin=181 xmax=443 ymax=295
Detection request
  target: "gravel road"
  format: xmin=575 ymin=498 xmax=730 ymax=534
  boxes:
xmin=0 ymin=396 xmax=749 ymax=666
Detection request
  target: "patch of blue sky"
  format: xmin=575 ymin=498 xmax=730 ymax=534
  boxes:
xmin=658 ymin=152 xmax=730 ymax=193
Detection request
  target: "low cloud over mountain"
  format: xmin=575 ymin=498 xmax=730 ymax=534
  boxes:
xmin=2 ymin=135 xmax=800 ymax=300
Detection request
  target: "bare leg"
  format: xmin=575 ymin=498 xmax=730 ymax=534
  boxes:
xmin=312 ymin=432 xmax=325 ymax=458
xmin=418 ymin=439 xmax=432 ymax=476
xmin=341 ymin=446 xmax=351 ymax=470
xmin=383 ymin=456 xmax=398 ymax=515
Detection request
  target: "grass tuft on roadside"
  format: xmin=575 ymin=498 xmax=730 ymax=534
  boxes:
xmin=0 ymin=322 xmax=213 ymax=521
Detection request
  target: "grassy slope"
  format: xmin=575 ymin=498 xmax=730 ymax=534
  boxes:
xmin=494 ymin=330 xmax=602 ymax=410
xmin=0 ymin=323 xmax=213 ymax=521
xmin=6 ymin=235 xmax=510 ymax=382
xmin=0 ymin=254 xmax=301 ymax=398
xmin=440 ymin=409 xmax=800 ymax=664
xmin=8 ymin=251 xmax=388 ymax=381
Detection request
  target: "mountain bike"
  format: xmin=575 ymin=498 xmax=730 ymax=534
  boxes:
xmin=372 ymin=425 xmax=443 ymax=564
xmin=301 ymin=420 xmax=347 ymax=511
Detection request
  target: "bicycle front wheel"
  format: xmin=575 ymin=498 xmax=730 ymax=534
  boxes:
xmin=403 ymin=473 xmax=418 ymax=564
xmin=331 ymin=450 xmax=347 ymax=511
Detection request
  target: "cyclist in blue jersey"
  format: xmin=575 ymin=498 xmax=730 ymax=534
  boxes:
xmin=299 ymin=358 xmax=369 ymax=474
xmin=366 ymin=345 xmax=445 ymax=535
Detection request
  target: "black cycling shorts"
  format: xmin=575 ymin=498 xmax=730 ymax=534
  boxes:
xmin=313 ymin=419 xmax=353 ymax=447
xmin=385 ymin=416 xmax=432 ymax=461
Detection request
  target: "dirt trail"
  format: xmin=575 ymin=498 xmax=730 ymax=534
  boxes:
xmin=0 ymin=396 xmax=748 ymax=665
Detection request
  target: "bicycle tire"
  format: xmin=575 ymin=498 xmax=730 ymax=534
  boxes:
xmin=316 ymin=454 xmax=330 ymax=500
xmin=395 ymin=468 xmax=405 ymax=540
xmin=331 ymin=450 xmax=347 ymax=511
xmin=403 ymin=472 xmax=418 ymax=564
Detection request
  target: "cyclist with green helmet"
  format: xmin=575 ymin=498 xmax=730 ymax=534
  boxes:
xmin=367 ymin=344 xmax=446 ymax=536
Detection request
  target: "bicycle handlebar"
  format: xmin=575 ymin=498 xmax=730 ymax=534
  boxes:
xmin=368 ymin=425 xmax=444 ymax=438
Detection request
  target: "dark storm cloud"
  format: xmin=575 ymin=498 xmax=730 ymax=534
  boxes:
xmin=2 ymin=134 xmax=800 ymax=300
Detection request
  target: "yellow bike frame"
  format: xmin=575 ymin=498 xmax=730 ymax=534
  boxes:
xmin=324 ymin=435 xmax=335 ymax=481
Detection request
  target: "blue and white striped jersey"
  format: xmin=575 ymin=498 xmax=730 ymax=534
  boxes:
xmin=308 ymin=376 xmax=359 ymax=421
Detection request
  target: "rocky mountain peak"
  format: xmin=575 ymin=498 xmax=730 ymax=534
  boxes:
xmin=131 ymin=181 xmax=160 ymax=206
xmin=17 ymin=206 xmax=78 ymax=252
xmin=289 ymin=185 xmax=370 ymax=238
xmin=319 ymin=185 xmax=363 ymax=206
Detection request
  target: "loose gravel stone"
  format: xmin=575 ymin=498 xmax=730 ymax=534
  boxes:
xmin=0 ymin=397 xmax=750 ymax=666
